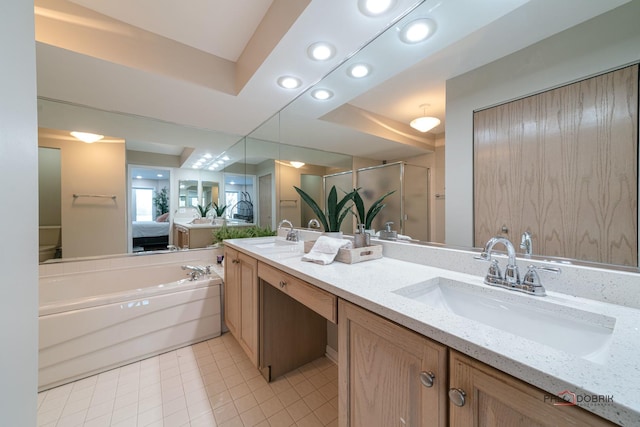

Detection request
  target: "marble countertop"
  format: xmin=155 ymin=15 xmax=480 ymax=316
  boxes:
xmin=225 ymin=237 xmax=640 ymax=426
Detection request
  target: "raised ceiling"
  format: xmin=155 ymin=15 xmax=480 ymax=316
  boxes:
xmin=35 ymin=0 xmax=633 ymax=162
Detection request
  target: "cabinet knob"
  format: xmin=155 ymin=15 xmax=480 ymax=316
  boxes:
xmin=419 ymin=371 xmax=435 ymax=388
xmin=279 ymin=280 xmax=287 ymax=288
xmin=232 ymin=259 xmax=239 ymax=264
xmin=448 ymin=388 xmax=466 ymax=407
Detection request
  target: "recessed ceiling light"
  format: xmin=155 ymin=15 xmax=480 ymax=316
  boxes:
xmin=70 ymin=131 xmax=104 ymax=143
xmin=203 ymin=153 xmax=212 ymax=159
xmin=157 ymin=174 xmax=163 ymax=177
xmin=311 ymin=89 xmax=334 ymax=100
xmin=347 ymin=63 xmax=371 ymax=78
xmin=222 ymin=156 xmax=230 ymax=161
xmin=290 ymin=161 xmax=305 ymax=168
xmin=277 ymin=76 xmax=302 ymax=89
xmin=358 ymin=0 xmax=395 ymax=17
xmin=399 ymin=18 xmax=436 ymax=44
xmin=307 ymin=42 xmax=335 ymax=61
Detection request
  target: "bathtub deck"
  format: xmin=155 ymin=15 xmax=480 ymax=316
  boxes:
xmin=37 ymin=333 xmax=339 ymax=427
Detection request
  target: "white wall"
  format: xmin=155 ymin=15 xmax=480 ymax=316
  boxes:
xmin=0 ymin=2 xmax=38 ymax=425
xmin=445 ymin=2 xmax=640 ymax=247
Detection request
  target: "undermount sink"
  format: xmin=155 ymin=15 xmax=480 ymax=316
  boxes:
xmin=393 ymin=277 xmax=615 ymax=364
xmin=243 ymin=237 xmax=299 ymax=249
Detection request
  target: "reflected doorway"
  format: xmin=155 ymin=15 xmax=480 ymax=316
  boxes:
xmin=130 ymin=167 xmax=171 ymax=253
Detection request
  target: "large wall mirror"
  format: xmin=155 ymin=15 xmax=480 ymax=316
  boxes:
xmin=36 ymin=0 xmax=640 ymax=271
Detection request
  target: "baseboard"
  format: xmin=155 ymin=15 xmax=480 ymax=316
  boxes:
xmin=325 ymin=344 xmax=338 ymax=364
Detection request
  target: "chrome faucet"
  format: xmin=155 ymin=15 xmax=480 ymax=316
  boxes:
xmin=476 ymin=236 xmax=558 ymax=296
xmin=520 ymin=231 xmax=533 ymax=257
xmin=278 ymin=219 xmax=299 ymax=241
xmin=181 ymin=265 xmax=211 ymax=280
xmin=478 ymin=236 xmax=520 ymax=285
xmin=307 ymin=218 xmax=321 ymax=229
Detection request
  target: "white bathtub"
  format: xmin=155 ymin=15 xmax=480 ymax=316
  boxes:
xmin=39 ymin=253 xmax=222 ymax=391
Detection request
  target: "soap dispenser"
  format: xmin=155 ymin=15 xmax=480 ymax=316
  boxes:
xmin=354 ymin=223 xmax=370 ymax=248
xmin=379 ymin=222 xmax=398 ymax=240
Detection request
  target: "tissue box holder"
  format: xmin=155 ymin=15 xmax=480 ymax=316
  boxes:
xmin=303 ymin=240 xmax=382 ymax=264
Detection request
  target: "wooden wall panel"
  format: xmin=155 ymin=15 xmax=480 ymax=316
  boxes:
xmin=474 ymin=65 xmax=638 ymax=266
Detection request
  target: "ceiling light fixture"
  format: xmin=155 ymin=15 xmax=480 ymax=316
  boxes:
xmin=347 ymin=63 xmax=371 ymax=78
xmin=358 ymin=0 xmax=396 ymax=16
xmin=290 ymin=161 xmax=305 ymax=168
xmin=70 ymin=131 xmax=104 ymax=143
xmin=311 ymin=89 xmax=334 ymax=100
xmin=410 ymin=104 xmax=441 ymax=133
xmin=399 ymin=18 xmax=436 ymax=44
xmin=277 ymin=75 xmax=302 ymax=89
xmin=307 ymin=42 xmax=335 ymax=61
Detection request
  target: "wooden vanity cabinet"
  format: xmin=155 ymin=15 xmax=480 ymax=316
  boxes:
xmin=339 ymin=299 xmax=448 ymax=427
xmin=448 ymin=351 xmax=615 ymax=427
xmin=224 ymin=246 xmax=259 ymax=366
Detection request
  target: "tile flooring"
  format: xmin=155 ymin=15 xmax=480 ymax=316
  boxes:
xmin=37 ymin=333 xmax=338 ymax=427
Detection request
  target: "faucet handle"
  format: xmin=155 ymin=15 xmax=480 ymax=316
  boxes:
xmin=487 ymin=259 xmax=502 ymax=281
xmin=522 ymin=265 xmax=561 ymax=285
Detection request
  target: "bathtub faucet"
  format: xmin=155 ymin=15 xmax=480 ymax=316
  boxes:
xmin=181 ymin=265 xmax=210 ymax=280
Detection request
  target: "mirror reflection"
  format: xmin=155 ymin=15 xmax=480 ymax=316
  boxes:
xmin=178 ymin=180 xmax=198 ymax=208
xmin=36 ymin=0 xmax=640 ymax=271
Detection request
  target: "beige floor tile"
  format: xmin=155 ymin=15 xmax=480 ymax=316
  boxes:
xmin=293 ymin=379 xmax=316 ymax=397
xmin=253 ymin=384 xmax=276 ymax=404
xmin=209 ymin=390 xmax=233 ymax=410
xmin=37 ymin=335 xmax=338 ymax=427
xmin=213 ymin=401 xmax=238 ymax=424
xmin=277 ymin=388 xmax=301 ymax=407
xmin=302 ymin=390 xmax=327 ymax=412
xmin=313 ymin=401 xmax=337 ymax=425
xmin=285 ymin=398 xmax=311 ymax=422
xmin=234 ymin=392 xmax=258 ymax=413
xmin=259 ymin=395 xmax=285 ymax=419
xmin=268 ymin=408 xmax=295 ymax=426
xmin=295 ymin=412 xmax=324 ymax=427
xmin=239 ymin=405 xmax=267 ymax=426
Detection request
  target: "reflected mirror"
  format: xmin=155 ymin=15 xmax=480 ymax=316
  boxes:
xmin=202 ymin=181 xmax=219 ymax=208
xmin=178 ymin=180 xmax=198 ymax=208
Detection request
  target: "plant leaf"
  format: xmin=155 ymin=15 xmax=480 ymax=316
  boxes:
xmin=294 ymin=186 xmax=329 ymax=231
xmin=327 ymin=186 xmax=338 ymax=231
xmin=352 ymin=190 xmax=365 ymax=225
xmin=365 ymin=190 xmax=395 ymax=228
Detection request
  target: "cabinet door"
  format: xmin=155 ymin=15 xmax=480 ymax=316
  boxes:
xmin=223 ymin=247 xmax=240 ymax=337
xmin=449 ymin=351 xmax=615 ymax=427
xmin=238 ymin=252 xmax=259 ymax=366
xmin=339 ymin=300 xmax=447 ymax=427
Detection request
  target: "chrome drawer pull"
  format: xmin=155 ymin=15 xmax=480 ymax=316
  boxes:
xmin=419 ymin=371 xmax=435 ymax=388
xmin=448 ymin=388 xmax=466 ymax=407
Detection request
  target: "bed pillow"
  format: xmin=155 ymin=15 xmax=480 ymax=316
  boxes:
xmin=156 ymin=212 xmax=169 ymax=222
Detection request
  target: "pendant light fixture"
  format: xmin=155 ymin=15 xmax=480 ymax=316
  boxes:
xmin=410 ymin=104 xmax=440 ymax=133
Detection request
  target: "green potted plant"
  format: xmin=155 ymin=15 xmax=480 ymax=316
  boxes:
xmin=213 ymin=202 xmax=227 ymax=218
xmin=352 ymin=189 xmax=395 ymax=232
xmin=294 ymin=185 xmax=356 ymax=236
xmin=153 ymin=186 xmax=169 ymax=217
xmin=195 ymin=202 xmax=211 ymax=218
xmin=212 ymin=225 xmax=276 ymax=245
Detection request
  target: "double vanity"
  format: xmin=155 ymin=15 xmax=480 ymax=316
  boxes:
xmin=223 ymin=233 xmax=638 ymax=426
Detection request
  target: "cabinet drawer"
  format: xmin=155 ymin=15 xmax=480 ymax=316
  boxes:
xmin=258 ymin=262 xmax=337 ymax=323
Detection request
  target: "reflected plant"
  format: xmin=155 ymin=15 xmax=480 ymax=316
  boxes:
xmin=196 ymin=203 xmax=212 ymax=218
xmin=294 ymin=185 xmax=356 ymax=232
xmin=213 ymin=202 xmax=227 ymax=218
xmin=153 ymin=186 xmax=169 ymax=216
xmin=352 ymin=189 xmax=395 ymax=230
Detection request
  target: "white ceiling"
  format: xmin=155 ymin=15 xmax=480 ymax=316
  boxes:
xmin=34 ymin=0 xmax=633 ymax=164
